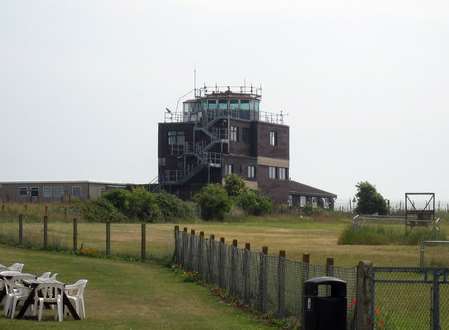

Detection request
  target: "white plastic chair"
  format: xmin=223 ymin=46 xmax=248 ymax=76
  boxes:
xmin=65 ymin=279 xmax=88 ymax=319
xmin=3 ymin=276 xmax=34 ymax=318
xmin=37 ymin=272 xmax=51 ymax=280
xmin=7 ymin=263 xmax=24 ymax=272
xmin=36 ymin=283 xmax=64 ymax=322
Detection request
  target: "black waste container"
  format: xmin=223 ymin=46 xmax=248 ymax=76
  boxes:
xmin=303 ymin=276 xmax=347 ymax=330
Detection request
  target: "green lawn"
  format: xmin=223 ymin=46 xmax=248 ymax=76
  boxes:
xmin=0 ymin=244 xmax=272 ymax=329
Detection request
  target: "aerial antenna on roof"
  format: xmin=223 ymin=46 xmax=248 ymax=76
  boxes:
xmin=193 ymin=67 xmax=197 ymax=97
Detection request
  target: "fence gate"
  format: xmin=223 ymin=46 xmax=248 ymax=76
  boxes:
xmin=371 ymin=267 xmax=449 ymax=330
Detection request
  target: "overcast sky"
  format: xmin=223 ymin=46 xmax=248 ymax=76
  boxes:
xmin=1 ymin=0 xmax=448 ymax=202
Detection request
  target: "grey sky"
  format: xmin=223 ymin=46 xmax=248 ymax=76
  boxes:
xmin=1 ymin=0 xmax=448 ymax=202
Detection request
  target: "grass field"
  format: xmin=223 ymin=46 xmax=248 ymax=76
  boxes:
xmin=0 ymin=244 xmax=272 ymax=329
xmin=1 ymin=213 xmax=448 ymax=267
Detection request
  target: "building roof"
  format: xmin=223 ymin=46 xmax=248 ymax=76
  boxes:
xmin=288 ymin=180 xmax=337 ymax=198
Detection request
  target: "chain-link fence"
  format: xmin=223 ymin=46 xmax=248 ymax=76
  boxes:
xmin=371 ymin=267 xmax=449 ymax=330
xmin=174 ymin=228 xmax=357 ymax=327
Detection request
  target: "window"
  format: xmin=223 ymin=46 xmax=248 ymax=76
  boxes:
xmin=31 ymin=187 xmax=39 ymax=197
xmin=218 ymin=99 xmax=228 ymax=110
xmin=72 ymin=186 xmax=81 ymax=198
xmin=300 ymin=196 xmax=306 ymax=207
xmin=242 ymin=128 xmax=250 ymax=143
xmin=226 ymin=164 xmax=233 ymax=175
xmin=18 ymin=187 xmax=27 ymax=196
xmin=168 ymin=131 xmax=185 ymax=145
xmin=229 ymin=99 xmax=239 ymax=110
xmin=43 ymin=186 xmax=52 ymax=198
xmin=230 ymin=126 xmax=239 ymax=142
xmin=240 ymin=100 xmax=250 ymax=110
xmin=269 ymin=131 xmax=277 ymax=146
xmin=278 ymin=168 xmax=287 ymax=180
xmin=247 ymin=166 xmax=255 ymax=179
xmin=207 ymin=99 xmax=217 ymax=110
xmin=268 ymin=166 xmax=276 ymax=179
xmin=288 ymin=195 xmax=293 ymax=207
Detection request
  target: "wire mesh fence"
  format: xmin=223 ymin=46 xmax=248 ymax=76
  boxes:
xmin=371 ymin=267 xmax=449 ymax=330
xmin=174 ymin=228 xmax=357 ymax=327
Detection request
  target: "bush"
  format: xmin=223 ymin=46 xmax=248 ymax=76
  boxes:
xmin=338 ymin=225 xmax=447 ymax=245
xmin=194 ymin=184 xmax=232 ymax=220
xmin=237 ymin=189 xmax=272 ymax=216
xmin=224 ymin=174 xmax=245 ymax=197
xmin=80 ymin=198 xmax=126 ymax=223
xmin=126 ymin=188 xmax=161 ymax=221
xmin=154 ymin=192 xmax=195 ymax=220
xmin=102 ymin=189 xmax=131 ymax=211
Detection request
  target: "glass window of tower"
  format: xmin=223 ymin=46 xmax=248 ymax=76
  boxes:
xmin=240 ymin=100 xmax=250 ymax=110
xmin=208 ymin=99 xmax=217 ymax=110
xmin=218 ymin=99 xmax=228 ymax=110
xmin=229 ymin=99 xmax=239 ymax=110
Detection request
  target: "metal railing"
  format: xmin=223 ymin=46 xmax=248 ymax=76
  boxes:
xmin=164 ymin=109 xmax=286 ymax=125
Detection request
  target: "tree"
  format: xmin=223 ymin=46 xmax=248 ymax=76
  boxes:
xmin=194 ymin=184 xmax=232 ymax=220
xmin=355 ymin=181 xmax=387 ymax=215
xmin=224 ymin=174 xmax=245 ymax=197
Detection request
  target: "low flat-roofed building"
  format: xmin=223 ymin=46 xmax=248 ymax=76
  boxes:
xmin=0 ymin=181 xmax=131 ymax=203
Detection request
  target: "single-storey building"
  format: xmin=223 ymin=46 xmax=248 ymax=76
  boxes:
xmin=0 ymin=181 xmax=131 ymax=203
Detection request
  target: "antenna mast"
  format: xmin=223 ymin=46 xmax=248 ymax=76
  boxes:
xmin=193 ymin=68 xmax=197 ymax=97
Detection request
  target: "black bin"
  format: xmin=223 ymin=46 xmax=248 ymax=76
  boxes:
xmin=303 ymin=276 xmax=347 ymax=330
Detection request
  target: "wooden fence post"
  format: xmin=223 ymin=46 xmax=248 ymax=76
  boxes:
xmin=259 ymin=246 xmax=268 ymax=313
xmin=43 ymin=215 xmax=48 ymax=249
xmin=72 ymin=218 xmax=78 ymax=253
xmin=106 ymin=221 xmax=111 ymax=256
xmin=18 ymin=214 xmax=23 ymax=245
xmin=141 ymin=223 xmax=146 ymax=261
xmin=208 ymin=234 xmax=215 ymax=283
xmin=189 ymin=229 xmax=195 ymax=271
xmin=199 ymin=232 xmax=204 ymax=277
xmin=326 ymin=257 xmax=334 ymax=296
xmin=231 ymin=239 xmax=238 ymax=295
xmin=356 ymin=261 xmax=374 ymax=330
xmin=44 ymin=205 xmax=48 ymax=217
xmin=243 ymin=243 xmax=251 ymax=305
xmin=1 ymin=202 xmax=5 ymax=212
xmin=303 ymin=253 xmax=310 ymax=281
xmin=182 ymin=227 xmax=188 ymax=268
xmin=277 ymin=250 xmax=286 ymax=317
xmin=219 ymin=237 xmax=226 ymax=288
xmin=174 ymin=225 xmax=179 ymax=264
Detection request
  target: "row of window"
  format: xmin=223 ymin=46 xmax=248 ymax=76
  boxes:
xmin=268 ymin=167 xmax=287 ymax=180
xmin=183 ymin=99 xmax=260 ymax=112
xmin=287 ymin=196 xmax=332 ymax=209
xmin=168 ymin=128 xmax=278 ymax=146
xmin=18 ymin=186 xmax=81 ymax=198
xmin=225 ymin=165 xmax=287 ymax=180
xmin=226 ymin=164 xmax=256 ymax=179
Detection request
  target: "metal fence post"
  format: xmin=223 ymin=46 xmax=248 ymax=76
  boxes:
xmin=106 ymin=221 xmax=111 ymax=256
xmin=259 ymin=246 xmax=268 ymax=313
xmin=199 ymin=232 xmax=204 ymax=277
xmin=326 ymin=257 xmax=334 ymax=296
xmin=278 ymin=250 xmax=286 ymax=318
xmin=231 ymin=239 xmax=238 ymax=296
xmin=174 ymin=225 xmax=179 ymax=264
xmin=208 ymin=234 xmax=215 ymax=283
xmin=189 ymin=229 xmax=195 ymax=271
xmin=18 ymin=214 xmax=23 ymax=245
xmin=356 ymin=261 xmax=374 ymax=330
xmin=72 ymin=218 xmax=78 ymax=253
xmin=43 ymin=215 xmax=48 ymax=249
xmin=141 ymin=223 xmax=146 ymax=261
xmin=243 ymin=243 xmax=251 ymax=305
xmin=432 ymin=270 xmax=440 ymax=330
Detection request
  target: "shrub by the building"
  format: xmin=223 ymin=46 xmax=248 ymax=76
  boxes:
xmin=224 ymin=174 xmax=245 ymax=197
xmin=155 ymin=191 xmax=195 ymax=220
xmin=237 ymin=189 xmax=272 ymax=216
xmin=194 ymin=184 xmax=232 ymax=220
